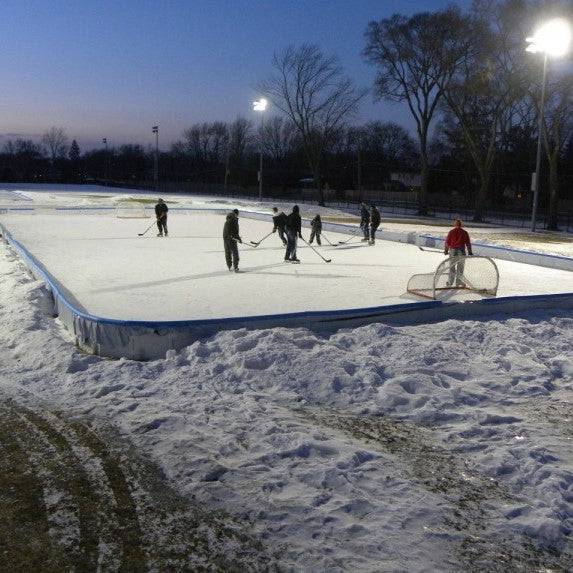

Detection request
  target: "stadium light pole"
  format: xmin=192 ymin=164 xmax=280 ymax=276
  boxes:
xmin=102 ymin=137 xmax=108 ymax=187
xmin=152 ymin=125 xmax=159 ymax=192
xmin=253 ymin=98 xmax=267 ymax=201
xmin=526 ymin=18 xmax=571 ymax=232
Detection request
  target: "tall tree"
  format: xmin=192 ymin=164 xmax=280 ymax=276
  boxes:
xmin=69 ymin=139 xmax=80 ymax=162
xmin=537 ymin=74 xmax=573 ymax=229
xmin=436 ymin=1 xmax=528 ymax=221
xmin=363 ymin=7 xmax=470 ymax=215
xmin=263 ymin=116 xmax=298 ymax=162
xmin=42 ymin=126 xmax=69 ymax=162
xmin=522 ymin=0 xmax=573 ymax=229
xmin=261 ymin=43 xmax=366 ymax=205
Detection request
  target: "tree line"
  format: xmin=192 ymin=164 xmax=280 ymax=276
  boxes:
xmin=0 ymin=0 xmax=571 ymax=227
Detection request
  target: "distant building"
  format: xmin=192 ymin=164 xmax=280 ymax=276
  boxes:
xmin=389 ymin=172 xmax=421 ymax=190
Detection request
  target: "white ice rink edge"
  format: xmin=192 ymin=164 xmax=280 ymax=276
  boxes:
xmin=1 ymin=210 xmax=572 ymax=360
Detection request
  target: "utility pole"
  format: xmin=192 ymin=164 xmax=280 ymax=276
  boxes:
xmin=357 ymin=147 xmax=362 ymax=202
xmin=253 ymin=99 xmax=268 ymax=201
xmin=152 ymin=125 xmax=159 ymax=192
xmin=102 ymin=138 xmax=108 ymax=187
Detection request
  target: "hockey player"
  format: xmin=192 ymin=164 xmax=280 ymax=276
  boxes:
xmin=369 ymin=205 xmax=381 ymax=245
xmin=359 ymin=202 xmax=370 ymax=241
xmin=272 ymin=207 xmax=288 ymax=245
xmin=285 ymin=205 xmax=302 ymax=262
xmin=444 ymin=219 xmax=473 ymax=287
xmin=309 ymin=214 xmax=322 ymax=245
xmin=155 ymin=198 xmax=168 ymax=237
xmin=223 ymin=209 xmax=242 ymax=272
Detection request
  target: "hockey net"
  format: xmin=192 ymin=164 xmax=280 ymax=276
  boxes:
xmin=407 ymin=255 xmax=499 ymax=300
xmin=115 ymin=204 xmax=150 ymax=218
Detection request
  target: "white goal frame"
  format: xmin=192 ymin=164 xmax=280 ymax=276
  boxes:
xmin=115 ymin=204 xmax=150 ymax=219
xmin=407 ymin=255 xmax=499 ymax=300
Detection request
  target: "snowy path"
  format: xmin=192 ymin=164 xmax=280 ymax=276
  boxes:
xmin=1 ymin=240 xmax=572 ymax=571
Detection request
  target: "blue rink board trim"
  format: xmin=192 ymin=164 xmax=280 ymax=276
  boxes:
xmin=9 ymin=205 xmax=573 ymax=265
xmin=418 ymin=233 xmax=573 ymax=263
xmin=1 ymin=220 xmax=572 ymax=337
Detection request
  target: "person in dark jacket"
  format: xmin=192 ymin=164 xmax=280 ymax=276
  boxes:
xmin=309 ymin=214 xmax=322 ymax=245
xmin=155 ymin=198 xmax=168 ymax=237
xmin=359 ymin=202 xmax=370 ymax=241
xmin=272 ymin=207 xmax=288 ymax=245
xmin=223 ymin=209 xmax=242 ymax=272
xmin=285 ymin=205 xmax=302 ymax=262
xmin=369 ymin=205 xmax=381 ymax=245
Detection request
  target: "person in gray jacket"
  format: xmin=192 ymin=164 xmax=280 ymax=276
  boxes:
xmin=309 ymin=214 xmax=322 ymax=245
xmin=223 ymin=209 xmax=242 ymax=272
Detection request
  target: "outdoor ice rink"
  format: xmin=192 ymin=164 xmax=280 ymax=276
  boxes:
xmin=1 ymin=210 xmax=571 ymax=322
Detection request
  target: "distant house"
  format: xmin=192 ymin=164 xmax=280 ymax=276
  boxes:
xmin=389 ymin=172 xmax=421 ymax=190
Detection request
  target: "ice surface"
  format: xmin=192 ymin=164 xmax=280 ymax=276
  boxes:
xmin=1 ymin=212 xmax=571 ymax=321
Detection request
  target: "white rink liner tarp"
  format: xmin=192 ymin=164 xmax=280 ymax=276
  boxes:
xmin=1 ymin=211 xmax=572 ymax=360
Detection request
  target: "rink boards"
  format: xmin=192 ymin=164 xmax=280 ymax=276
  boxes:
xmin=1 ymin=209 xmax=572 ymax=359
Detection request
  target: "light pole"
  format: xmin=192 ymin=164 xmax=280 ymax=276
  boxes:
xmin=152 ymin=125 xmax=159 ymax=192
xmin=253 ymin=98 xmax=267 ymax=201
xmin=526 ymin=19 xmax=571 ymax=232
xmin=102 ymin=137 xmax=108 ymax=187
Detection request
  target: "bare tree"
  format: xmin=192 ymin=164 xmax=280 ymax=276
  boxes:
xmin=182 ymin=122 xmax=229 ymax=164
xmin=227 ymin=117 xmax=253 ymax=187
xmin=261 ymin=43 xmax=366 ymax=205
xmin=263 ymin=116 xmax=298 ymax=162
xmin=228 ymin=117 xmax=253 ymax=163
xmin=522 ymin=0 xmax=573 ymax=229
xmin=537 ymin=75 xmax=573 ymax=229
xmin=363 ymin=7 xmax=470 ymax=214
xmin=42 ymin=126 xmax=69 ymax=162
xmin=361 ymin=121 xmax=418 ymax=165
xmin=436 ymin=2 xmax=528 ymax=221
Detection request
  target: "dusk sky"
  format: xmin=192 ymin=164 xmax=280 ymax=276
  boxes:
xmin=1 ymin=0 xmax=471 ymax=151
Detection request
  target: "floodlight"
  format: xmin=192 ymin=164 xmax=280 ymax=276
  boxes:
xmin=526 ymin=19 xmax=571 ymax=57
xmin=253 ymin=98 xmax=268 ymax=112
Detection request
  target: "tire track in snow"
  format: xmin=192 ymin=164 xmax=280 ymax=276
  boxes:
xmin=7 ymin=401 xmax=119 ymax=571
xmin=0 ymin=402 xmax=67 ymax=572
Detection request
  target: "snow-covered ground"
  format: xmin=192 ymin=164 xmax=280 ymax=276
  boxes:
xmin=1 ymin=184 xmax=572 ymax=570
xmin=1 ymin=233 xmax=572 ymax=571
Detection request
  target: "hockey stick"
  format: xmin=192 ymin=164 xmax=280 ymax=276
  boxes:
xmin=300 ymin=237 xmax=331 ymax=263
xmin=249 ymin=231 xmax=273 ymax=247
xmin=321 ymin=232 xmax=337 ymax=246
xmin=232 ymin=237 xmax=256 ymax=248
xmin=138 ymin=220 xmax=159 ymax=236
xmin=337 ymin=227 xmax=362 ymax=245
xmin=418 ymin=246 xmax=444 ymax=253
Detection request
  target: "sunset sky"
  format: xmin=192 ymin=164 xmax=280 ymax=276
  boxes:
xmin=0 ymin=0 xmax=471 ymax=150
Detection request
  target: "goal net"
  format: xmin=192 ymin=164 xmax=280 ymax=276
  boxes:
xmin=407 ymin=255 xmax=499 ymax=300
xmin=115 ymin=204 xmax=150 ymax=218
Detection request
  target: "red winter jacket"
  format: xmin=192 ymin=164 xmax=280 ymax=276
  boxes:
xmin=445 ymin=227 xmax=472 ymax=254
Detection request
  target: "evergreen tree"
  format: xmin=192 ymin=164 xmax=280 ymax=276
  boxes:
xmin=69 ymin=139 xmax=81 ymax=162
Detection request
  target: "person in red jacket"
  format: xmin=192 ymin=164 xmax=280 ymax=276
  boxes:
xmin=444 ymin=219 xmax=473 ymax=287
